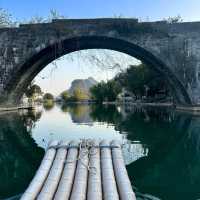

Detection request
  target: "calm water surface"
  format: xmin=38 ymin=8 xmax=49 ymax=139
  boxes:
xmin=1 ymin=103 xmax=200 ymax=200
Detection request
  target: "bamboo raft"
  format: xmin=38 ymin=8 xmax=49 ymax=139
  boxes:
xmin=20 ymin=140 xmax=136 ymax=200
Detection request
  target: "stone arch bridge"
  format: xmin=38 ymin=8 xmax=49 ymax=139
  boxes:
xmin=0 ymin=18 xmax=200 ymax=106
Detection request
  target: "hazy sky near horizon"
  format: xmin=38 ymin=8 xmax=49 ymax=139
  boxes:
xmin=1 ymin=0 xmax=200 ymax=95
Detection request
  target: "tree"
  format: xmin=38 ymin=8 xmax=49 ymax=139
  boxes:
xmin=43 ymin=93 xmax=54 ymax=110
xmin=43 ymin=93 xmax=54 ymax=100
xmin=61 ymin=91 xmax=70 ymax=101
xmin=90 ymin=80 xmax=121 ymax=103
xmin=25 ymin=84 xmax=42 ymax=101
xmin=105 ymin=80 xmax=122 ymax=101
xmin=90 ymin=82 xmax=106 ymax=103
xmin=48 ymin=9 xmax=65 ymax=20
xmin=115 ymin=63 xmax=170 ymax=100
xmin=0 ymin=8 xmax=13 ymax=27
xmin=0 ymin=8 xmax=65 ymax=27
xmin=166 ymin=15 xmax=182 ymax=24
xmin=73 ymin=88 xmax=89 ymax=101
xmin=27 ymin=9 xmax=65 ymax=24
xmin=116 ymin=64 xmax=148 ymax=98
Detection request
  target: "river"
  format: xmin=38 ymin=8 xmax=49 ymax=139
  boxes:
xmin=0 ymin=103 xmax=200 ymax=200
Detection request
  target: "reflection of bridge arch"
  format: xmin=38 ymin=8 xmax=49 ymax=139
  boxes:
xmin=0 ymin=112 xmax=44 ymax=199
xmin=1 ymin=36 xmax=191 ymax=104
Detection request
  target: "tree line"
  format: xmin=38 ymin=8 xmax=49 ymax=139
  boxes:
xmin=90 ymin=63 xmax=172 ymax=103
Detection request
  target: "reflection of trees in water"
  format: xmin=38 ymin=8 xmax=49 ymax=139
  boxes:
xmin=90 ymin=104 xmax=122 ymax=125
xmin=0 ymin=112 xmax=44 ymax=199
xmin=120 ymin=105 xmax=176 ymax=123
xmin=43 ymin=101 xmax=55 ymax=111
xmin=60 ymin=103 xmax=69 ymax=113
xmin=60 ymin=104 xmax=93 ymax=124
xmin=20 ymin=109 xmax=43 ymax=133
xmin=90 ymin=104 xmax=192 ymax=163
xmin=60 ymin=103 xmax=122 ymax=126
xmin=118 ymin=107 xmax=186 ymax=146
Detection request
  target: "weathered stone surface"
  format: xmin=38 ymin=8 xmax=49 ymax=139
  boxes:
xmin=0 ymin=18 xmax=200 ymax=105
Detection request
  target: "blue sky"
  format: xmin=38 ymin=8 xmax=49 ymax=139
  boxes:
xmin=1 ymin=0 xmax=200 ymax=96
xmin=1 ymin=0 xmax=200 ymax=21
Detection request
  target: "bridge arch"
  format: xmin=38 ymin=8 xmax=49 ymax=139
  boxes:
xmin=5 ymin=36 xmax=192 ymax=105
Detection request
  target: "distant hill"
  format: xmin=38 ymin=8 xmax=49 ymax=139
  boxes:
xmin=67 ymin=77 xmax=98 ymax=97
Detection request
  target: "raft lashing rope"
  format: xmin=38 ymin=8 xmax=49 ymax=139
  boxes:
xmin=20 ymin=139 xmax=136 ymax=200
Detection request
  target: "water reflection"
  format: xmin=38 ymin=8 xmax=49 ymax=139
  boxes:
xmin=1 ymin=104 xmax=200 ymax=199
xmin=43 ymin=101 xmax=55 ymax=111
xmin=61 ymin=104 xmax=93 ymax=125
xmin=0 ymin=111 xmax=44 ymax=199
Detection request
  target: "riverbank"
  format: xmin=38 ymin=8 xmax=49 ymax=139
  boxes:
xmin=0 ymin=105 xmax=34 ymax=112
xmin=103 ymin=101 xmax=200 ymax=113
xmin=103 ymin=101 xmax=173 ymax=107
xmin=176 ymin=106 xmax=200 ymax=111
xmin=2 ymin=101 xmax=200 ymax=114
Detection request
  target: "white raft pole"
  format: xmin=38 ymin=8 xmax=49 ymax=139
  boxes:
xmin=20 ymin=139 xmax=136 ymax=200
